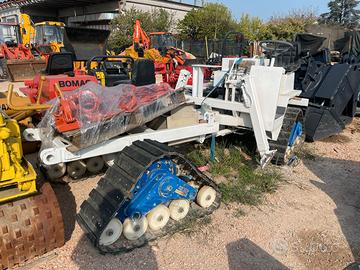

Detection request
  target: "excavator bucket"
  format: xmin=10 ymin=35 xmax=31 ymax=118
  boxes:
xmin=63 ymin=27 xmax=110 ymax=61
xmin=301 ymin=62 xmax=360 ymax=141
xmin=6 ymin=59 xmax=46 ymax=82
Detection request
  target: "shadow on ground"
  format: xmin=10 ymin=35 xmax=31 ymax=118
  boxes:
xmin=70 ymin=235 xmax=158 ymax=270
xmin=304 ymin=155 xmax=360 ymax=260
xmin=52 ymin=183 xmax=77 ymax=241
xmin=226 ymin=238 xmax=289 ymax=270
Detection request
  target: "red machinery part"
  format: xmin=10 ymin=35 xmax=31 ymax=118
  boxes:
xmin=0 ymin=43 xmax=34 ymax=60
xmin=20 ymin=73 xmax=98 ymax=104
xmin=53 ymin=83 xmax=174 ymax=134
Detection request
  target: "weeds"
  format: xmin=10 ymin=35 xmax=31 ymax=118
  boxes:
xmin=187 ymin=142 xmax=283 ymax=206
xmin=220 ymin=166 xmax=282 ymax=206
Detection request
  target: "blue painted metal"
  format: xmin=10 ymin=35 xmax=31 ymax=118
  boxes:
xmin=288 ymin=121 xmax=302 ymax=146
xmin=116 ymin=158 xmax=197 ymax=221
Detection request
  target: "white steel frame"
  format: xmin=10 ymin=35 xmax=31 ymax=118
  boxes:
xmin=25 ymin=58 xmax=308 ymax=168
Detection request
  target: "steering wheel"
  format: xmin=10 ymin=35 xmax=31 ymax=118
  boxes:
xmin=259 ymin=40 xmax=295 ymax=57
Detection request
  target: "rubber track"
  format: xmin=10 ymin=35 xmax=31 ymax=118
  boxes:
xmin=269 ymin=107 xmax=304 ymax=165
xmin=0 ymin=183 xmax=65 ymax=269
xmin=77 ymin=139 xmax=221 ymax=254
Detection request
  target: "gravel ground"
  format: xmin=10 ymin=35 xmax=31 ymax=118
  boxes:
xmin=2 ymin=81 xmax=359 ymax=270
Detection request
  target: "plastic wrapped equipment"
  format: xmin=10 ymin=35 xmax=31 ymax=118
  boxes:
xmin=38 ymin=82 xmax=185 ymax=151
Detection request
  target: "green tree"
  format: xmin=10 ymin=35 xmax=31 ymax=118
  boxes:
xmin=177 ymin=3 xmax=236 ymax=40
xmin=236 ymin=14 xmax=270 ymax=41
xmin=320 ymin=0 xmax=360 ymax=28
xmin=151 ymin=8 xmax=175 ymax=32
xmin=108 ymin=8 xmax=174 ymax=51
xmin=267 ymin=9 xmax=318 ymax=41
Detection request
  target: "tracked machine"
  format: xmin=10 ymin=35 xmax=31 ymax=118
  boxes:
xmin=21 ymin=54 xmax=307 ymax=251
xmin=0 ymin=112 xmax=64 ymax=269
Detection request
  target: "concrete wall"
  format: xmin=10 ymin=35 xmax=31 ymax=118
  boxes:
xmin=120 ymin=0 xmax=197 ymax=22
xmin=60 ymin=0 xmax=201 ymax=30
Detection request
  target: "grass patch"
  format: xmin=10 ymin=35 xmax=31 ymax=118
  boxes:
xmin=187 ymin=143 xmax=246 ymax=176
xmin=187 ymin=142 xmax=283 ymax=206
xmin=220 ymin=166 xmax=282 ymax=206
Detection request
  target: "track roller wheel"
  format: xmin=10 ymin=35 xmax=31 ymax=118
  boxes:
xmin=46 ymin=163 xmax=66 ymax=180
xmin=67 ymin=160 xmax=87 ymax=179
xmin=196 ymin=186 xmax=217 ymax=208
xmin=123 ymin=217 xmax=148 ymax=241
xmin=0 ymin=182 xmax=64 ymax=269
xmin=169 ymin=200 xmax=190 ymax=221
xmin=99 ymin=218 xmax=123 ymax=246
xmin=147 ymin=205 xmax=170 ymax=231
xmin=86 ymin=157 xmax=105 ymax=174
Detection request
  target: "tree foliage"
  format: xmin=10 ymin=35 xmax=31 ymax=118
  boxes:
xmin=177 ymin=3 xmax=236 ymax=40
xmin=267 ymin=10 xmax=318 ymax=41
xmin=320 ymin=0 xmax=360 ymax=28
xmin=177 ymin=5 xmax=318 ymax=42
xmin=108 ymin=8 xmax=174 ymax=51
xmin=236 ymin=14 xmax=270 ymax=41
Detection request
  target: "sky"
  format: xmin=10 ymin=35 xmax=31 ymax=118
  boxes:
xmin=208 ymin=0 xmax=331 ymax=20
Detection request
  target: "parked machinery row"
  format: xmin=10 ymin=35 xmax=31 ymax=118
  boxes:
xmin=1 ymin=29 xmax=360 ymax=269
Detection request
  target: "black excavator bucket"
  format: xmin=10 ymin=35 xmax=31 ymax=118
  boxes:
xmin=265 ymin=33 xmax=360 ymax=141
xmin=300 ymin=62 xmax=360 ymax=141
xmin=63 ymin=27 xmax=110 ymax=61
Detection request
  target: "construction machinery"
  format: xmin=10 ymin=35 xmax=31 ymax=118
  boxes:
xmin=24 ymin=57 xmax=308 ymax=174
xmin=20 ymin=52 xmax=98 ymax=105
xmin=260 ymin=37 xmax=360 ymax=141
xmin=19 ymin=55 xmax=307 ymax=252
xmin=0 ymin=22 xmax=45 ymax=82
xmin=3 ymin=52 xmax=137 ymax=132
xmin=34 ymin=21 xmax=65 ymax=53
xmin=0 ymin=111 xmax=64 ymax=269
xmin=86 ymin=55 xmax=134 ymax=87
xmin=122 ymin=20 xmax=195 ymax=87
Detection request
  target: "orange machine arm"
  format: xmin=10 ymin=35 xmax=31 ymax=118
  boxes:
xmin=133 ymin=20 xmax=150 ymax=50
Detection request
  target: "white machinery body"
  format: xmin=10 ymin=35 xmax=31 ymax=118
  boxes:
xmin=25 ymin=57 xmax=308 ymax=168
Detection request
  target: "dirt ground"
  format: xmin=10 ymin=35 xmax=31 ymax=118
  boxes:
xmin=16 ymin=119 xmax=358 ymax=270
xmin=2 ymin=81 xmax=360 ymax=270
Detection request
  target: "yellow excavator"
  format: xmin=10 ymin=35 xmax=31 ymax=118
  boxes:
xmin=0 ymin=111 xmax=64 ymax=269
xmin=19 ymin=13 xmax=65 ymax=54
xmin=34 ymin=21 xmax=65 ymax=53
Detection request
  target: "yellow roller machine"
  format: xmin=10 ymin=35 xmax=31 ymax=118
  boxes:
xmin=0 ymin=111 xmax=64 ymax=269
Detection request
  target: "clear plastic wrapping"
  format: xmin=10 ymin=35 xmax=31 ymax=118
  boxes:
xmin=38 ymin=82 xmax=185 ymax=151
